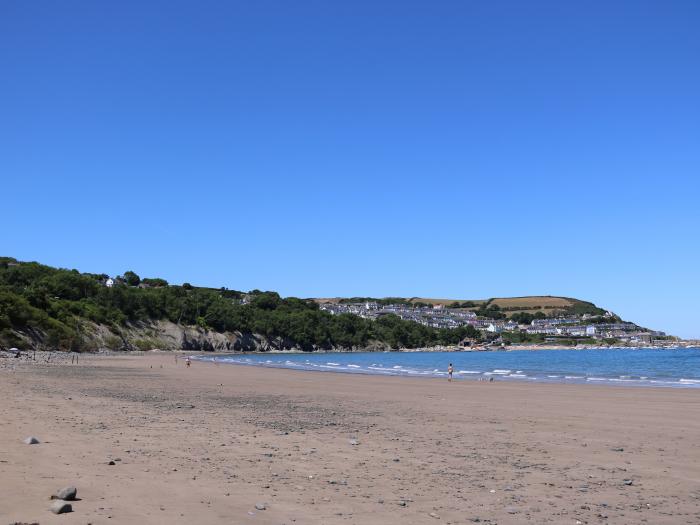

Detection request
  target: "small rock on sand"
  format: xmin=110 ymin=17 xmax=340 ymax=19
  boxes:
xmin=50 ymin=500 xmax=73 ymax=514
xmin=255 ymin=502 xmax=267 ymax=511
xmin=53 ymin=486 xmax=78 ymax=500
xmin=23 ymin=436 xmax=40 ymax=445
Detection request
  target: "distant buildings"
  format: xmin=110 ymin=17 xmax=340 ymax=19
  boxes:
xmin=319 ymin=301 xmax=662 ymax=344
xmin=319 ymin=302 xmax=477 ymax=329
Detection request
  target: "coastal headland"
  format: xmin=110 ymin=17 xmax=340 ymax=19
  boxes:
xmin=0 ymin=257 xmax=684 ymax=354
xmin=2 ymin=352 xmax=699 ymax=524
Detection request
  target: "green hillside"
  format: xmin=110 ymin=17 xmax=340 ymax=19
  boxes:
xmin=0 ymin=257 xmax=483 ymax=351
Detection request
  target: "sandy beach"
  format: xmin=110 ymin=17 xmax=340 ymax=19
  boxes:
xmin=2 ymin=352 xmax=700 ymax=524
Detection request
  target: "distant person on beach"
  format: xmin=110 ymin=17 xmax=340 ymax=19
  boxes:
xmin=185 ymin=357 xmax=191 ymax=368
xmin=448 ymin=363 xmax=453 ymax=382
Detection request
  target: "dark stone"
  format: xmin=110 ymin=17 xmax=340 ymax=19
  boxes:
xmin=54 ymin=486 xmax=77 ymax=501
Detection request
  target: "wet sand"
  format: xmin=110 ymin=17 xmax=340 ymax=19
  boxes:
xmin=1 ymin=352 xmax=699 ymax=524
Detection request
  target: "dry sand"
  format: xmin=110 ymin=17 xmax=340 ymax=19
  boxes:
xmin=1 ymin=352 xmax=699 ymax=524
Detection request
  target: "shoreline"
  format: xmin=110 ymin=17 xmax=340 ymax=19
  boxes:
xmin=191 ymin=347 xmax=700 ymax=390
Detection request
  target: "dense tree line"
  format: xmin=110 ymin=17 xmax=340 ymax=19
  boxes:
xmin=0 ymin=258 xmax=482 ymax=352
xmin=509 ymin=311 xmax=548 ymax=325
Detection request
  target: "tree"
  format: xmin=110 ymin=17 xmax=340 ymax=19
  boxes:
xmin=124 ymin=271 xmax=141 ymax=287
xmin=141 ymin=278 xmax=168 ymax=287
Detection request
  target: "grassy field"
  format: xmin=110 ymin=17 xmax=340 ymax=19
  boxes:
xmin=487 ymin=296 xmax=575 ymax=309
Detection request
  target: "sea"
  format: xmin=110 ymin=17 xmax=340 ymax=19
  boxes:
xmin=193 ymin=347 xmax=700 ymax=388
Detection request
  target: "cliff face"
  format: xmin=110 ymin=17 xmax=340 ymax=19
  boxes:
xmin=86 ymin=321 xmax=303 ymax=352
xmin=8 ymin=320 xmax=389 ymax=353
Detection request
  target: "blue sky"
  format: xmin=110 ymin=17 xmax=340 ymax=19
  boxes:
xmin=1 ymin=1 xmax=698 ymax=338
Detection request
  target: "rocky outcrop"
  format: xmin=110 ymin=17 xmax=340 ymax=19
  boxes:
xmin=5 ymin=319 xmax=391 ymax=353
xmin=8 ymin=323 xmax=285 ymax=352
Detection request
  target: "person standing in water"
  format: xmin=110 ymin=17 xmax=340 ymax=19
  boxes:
xmin=448 ymin=363 xmax=454 ymax=381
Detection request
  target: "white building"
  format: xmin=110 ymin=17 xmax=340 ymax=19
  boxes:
xmin=487 ymin=323 xmax=502 ymax=333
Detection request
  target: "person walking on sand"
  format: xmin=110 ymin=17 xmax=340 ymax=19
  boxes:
xmin=448 ymin=363 xmax=454 ymax=382
xmin=185 ymin=357 xmax=191 ymax=368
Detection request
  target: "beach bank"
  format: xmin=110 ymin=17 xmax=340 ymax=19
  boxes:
xmin=2 ymin=353 xmax=699 ymax=524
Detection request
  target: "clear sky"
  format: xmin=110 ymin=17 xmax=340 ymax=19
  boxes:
xmin=1 ymin=1 xmax=698 ymax=338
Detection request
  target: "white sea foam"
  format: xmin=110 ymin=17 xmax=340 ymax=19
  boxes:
xmin=347 ymin=364 xmax=361 ymax=368
xmin=458 ymin=370 xmax=481 ymax=374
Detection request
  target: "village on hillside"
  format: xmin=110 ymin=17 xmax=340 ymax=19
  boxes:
xmin=318 ymin=300 xmax=672 ymax=346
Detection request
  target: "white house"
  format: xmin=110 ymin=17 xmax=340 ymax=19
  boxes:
xmin=487 ymin=323 xmax=502 ymax=333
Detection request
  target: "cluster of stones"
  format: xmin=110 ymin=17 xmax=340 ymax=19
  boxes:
xmin=49 ymin=486 xmax=77 ymax=514
xmin=23 ymin=436 xmax=78 ymax=515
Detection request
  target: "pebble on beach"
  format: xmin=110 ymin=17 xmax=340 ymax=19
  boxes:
xmin=49 ymin=500 xmax=73 ymax=514
xmin=53 ymin=486 xmax=78 ymax=501
xmin=23 ymin=436 xmax=40 ymax=445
